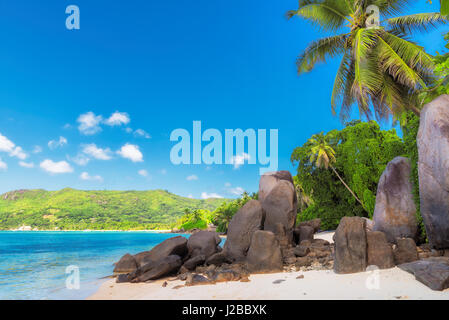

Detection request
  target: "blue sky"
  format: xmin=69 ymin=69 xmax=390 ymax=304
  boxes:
xmin=0 ymin=0 xmax=448 ymax=198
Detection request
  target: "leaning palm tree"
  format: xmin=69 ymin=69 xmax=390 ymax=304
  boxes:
xmin=308 ymin=133 xmax=366 ymax=209
xmin=287 ymin=0 xmax=447 ymax=121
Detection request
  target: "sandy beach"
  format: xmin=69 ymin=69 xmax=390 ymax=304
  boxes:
xmin=88 ymin=231 xmax=449 ymax=300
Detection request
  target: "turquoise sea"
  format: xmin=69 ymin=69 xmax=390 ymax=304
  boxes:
xmin=0 ymin=231 xmax=187 ymax=300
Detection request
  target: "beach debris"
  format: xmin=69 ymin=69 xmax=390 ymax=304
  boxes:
xmin=417 ymin=95 xmax=449 ymax=249
xmin=334 ymin=217 xmax=367 ymax=274
xmin=172 ymin=285 xmax=184 ymax=290
xmin=372 ymin=157 xmax=418 ymax=243
xmin=246 ymin=230 xmax=283 ymax=273
xmin=162 ymin=281 xmax=167 ymax=287
xmin=113 ymin=253 xmax=138 ymax=274
xmin=296 ymin=275 xmax=304 ymax=279
xmin=272 ymin=279 xmax=285 ymax=284
xmin=398 ymin=257 xmax=449 ymax=291
xmin=366 ymin=231 xmax=395 ymax=269
xmin=393 ymin=238 xmax=419 ymax=265
xmin=222 ymin=199 xmax=264 ymax=262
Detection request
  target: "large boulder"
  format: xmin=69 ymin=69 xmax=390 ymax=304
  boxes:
xmin=246 ymin=230 xmax=283 ymax=273
xmin=258 ymin=171 xmax=295 ymax=203
xmin=113 ymin=253 xmax=138 ymax=273
xmin=133 ymin=236 xmax=187 ymax=267
xmin=398 ymin=257 xmax=449 ymax=291
xmin=393 ymin=238 xmax=419 ymax=265
xmin=223 ymin=200 xmax=264 ymax=262
xmin=366 ymin=231 xmax=395 ymax=269
xmin=417 ymin=95 xmax=449 ymax=249
xmin=187 ymin=231 xmax=221 ymax=260
xmin=373 ymin=157 xmax=418 ymax=243
xmin=334 ymin=217 xmax=367 ymax=274
xmin=261 ymin=180 xmax=298 ymax=240
xmin=133 ymin=255 xmax=182 ymax=282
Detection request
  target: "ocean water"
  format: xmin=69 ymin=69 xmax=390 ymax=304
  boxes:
xmin=0 ymin=231 xmax=188 ymax=300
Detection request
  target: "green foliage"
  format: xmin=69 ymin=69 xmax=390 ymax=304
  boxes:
xmin=0 ymin=189 xmax=226 ymax=230
xmin=211 ymin=192 xmax=258 ymax=233
xmin=403 ymin=112 xmax=427 ymax=243
xmin=287 ymin=0 xmax=446 ymax=121
xmin=291 ymin=121 xmax=405 ymax=230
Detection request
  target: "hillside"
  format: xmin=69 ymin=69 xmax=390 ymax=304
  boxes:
xmin=0 ymin=188 xmax=228 ymax=230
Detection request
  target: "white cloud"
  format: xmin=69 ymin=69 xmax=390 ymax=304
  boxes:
xmin=231 ymin=152 xmax=251 ymax=169
xmin=77 ymin=112 xmax=103 ymax=135
xmin=160 ymin=169 xmax=167 ymax=175
xmin=229 ymin=186 xmax=245 ymax=196
xmin=10 ymin=147 xmax=27 ymax=160
xmin=19 ymin=161 xmax=34 ymax=168
xmin=117 ymin=143 xmax=143 ymax=162
xmin=134 ymin=129 xmax=151 ymax=139
xmin=82 ymin=144 xmax=112 ymax=160
xmin=0 ymin=158 xmax=7 ymax=171
xmin=224 ymin=182 xmax=231 ymax=187
xmin=186 ymin=174 xmax=198 ymax=181
xmin=33 ymin=146 xmax=43 ymax=154
xmin=40 ymin=159 xmax=73 ymax=174
xmin=201 ymin=192 xmax=224 ymax=199
xmin=0 ymin=134 xmax=15 ymax=153
xmin=80 ymin=171 xmax=103 ymax=182
xmin=104 ymin=111 xmax=130 ymax=126
xmin=0 ymin=133 xmax=28 ymax=160
xmin=138 ymin=169 xmax=148 ymax=177
xmin=69 ymin=154 xmax=90 ymax=166
xmin=48 ymin=136 xmax=67 ymax=150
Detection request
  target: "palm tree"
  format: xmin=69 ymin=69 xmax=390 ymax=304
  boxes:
xmin=287 ymin=0 xmax=446 ymax=121
xmin=308 ymin=133 xmax=366 ymax=209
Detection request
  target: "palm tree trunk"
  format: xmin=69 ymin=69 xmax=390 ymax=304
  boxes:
xmin=330 ymin=165 xmax=366 ymax=210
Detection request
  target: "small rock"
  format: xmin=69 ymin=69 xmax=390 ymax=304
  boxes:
xmin=394 ymin=238 xmax=418 ymax=265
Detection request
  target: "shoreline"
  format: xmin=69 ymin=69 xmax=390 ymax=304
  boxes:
xmin=88 ymin=268 xmax=449 ymax=300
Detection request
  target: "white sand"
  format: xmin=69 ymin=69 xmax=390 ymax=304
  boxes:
xmin=88 ymin=231 xmax=449 ymax=300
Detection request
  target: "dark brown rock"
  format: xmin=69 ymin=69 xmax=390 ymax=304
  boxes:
xmin=394 ymin=238 xmax=419 ymax=265
xmin=398 ymin=257 xmax=449 ymax=291
xmin=246 ymin=230 xmax=283 ymax=273
xmin=223 ymin=200 xmax=264 ymax=262
xmin=205 ymin=252 xmax=231 ymax=266
xmin=134 ymin=236 xmax=187 ymax=267
xmin=116 ymin=273 xmax=130 ymax=283
xmin=373 ymin=157 xmax=418 ymax=243
xmin=298 ymin=219 xmax=321 ymax=233
xmin=113 ymin=253 xmax=138 ymax=273
xmin=294 ymin=245 xmax=310 ymax=257
xmin=185 ymin=274 xmax=212 ymax=286
xmin=134 ymin=255 xmax=182 ymax=282
xmin=297 ymin=226 xmax=314 ymax=243
xmin=262 ymin=180 xmax=298 ymax=240
xmin=366 ymin=231 xmax=394 ymax=269
xmin=182 ymin=255 xmax=206 ymax=271
xmin=334 ymin=217 xmax=367 ymax=274
xmin=187 ymin=231 xmax=221 ymax=259
xmin=417 ymin=95 xmax=449 ymax=249
xmin=258 ymin=171 xmax=295 ymax=203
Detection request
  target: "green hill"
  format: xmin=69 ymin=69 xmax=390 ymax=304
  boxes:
xmin=0 ymin=188 xmax=228 ymax=230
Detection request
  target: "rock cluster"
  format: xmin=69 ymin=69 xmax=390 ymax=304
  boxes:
xmin=113 ymin=170 xmax=332 ymax=285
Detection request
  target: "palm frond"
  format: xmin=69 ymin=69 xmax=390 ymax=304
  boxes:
xmin=296 ymin=35 xmax=347 ymax=74
xmin=385 ymin=12 xmax=447 ymax=33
